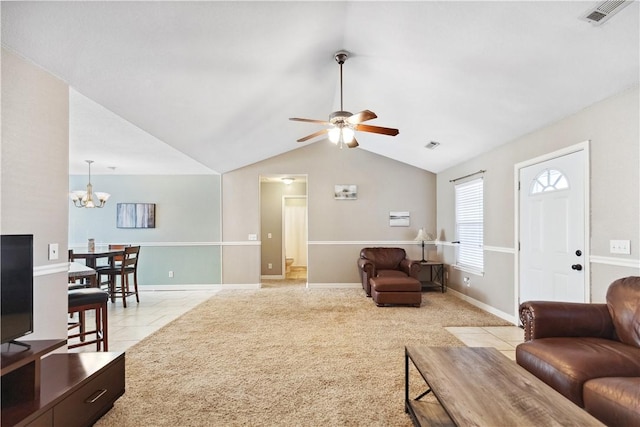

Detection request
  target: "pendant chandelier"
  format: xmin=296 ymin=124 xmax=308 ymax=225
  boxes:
xmin=69 ymin=160 xmax=111 ymax=208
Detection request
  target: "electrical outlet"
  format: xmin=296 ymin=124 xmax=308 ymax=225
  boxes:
xmin=268 ymin=263 xmax=272 ymax=269
xmin=267 ymin=233 xmax=272 ymax=239
xmin=610 ymin=240 xmax=631 ymax=254
xmin=463 ymin=277 xmax=471 ymax=287
xmin=48 ymin=243 xmax=59 ymax=260
xmin=169 ymin=271 xmax=174 ymax=278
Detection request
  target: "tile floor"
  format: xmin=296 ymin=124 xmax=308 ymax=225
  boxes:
xmin=286 ymin=266 xmax=307 ymax=280
xmin=445 ymin=326 xmax=524 ymax=360
xmin=69 ymin=287 xmax=524 ymax=360
xmin=68 ymin=289 xmax=220 ymax=353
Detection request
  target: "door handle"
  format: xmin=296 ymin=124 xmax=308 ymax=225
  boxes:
xmin=571 ymin=264 xmax=583 ymax=271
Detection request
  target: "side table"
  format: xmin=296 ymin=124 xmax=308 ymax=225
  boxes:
xmin=417 ymin=261 xmax=446 ymax=292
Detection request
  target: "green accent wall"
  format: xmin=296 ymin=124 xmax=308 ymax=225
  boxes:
xmin=137 ymin=245 xmax=221 ymax=285
xmin=69 ymin=174 xmax=221 ymax=285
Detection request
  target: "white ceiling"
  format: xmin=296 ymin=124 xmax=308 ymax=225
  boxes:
xmin=2 ymin=1 xmax=638 ymax=175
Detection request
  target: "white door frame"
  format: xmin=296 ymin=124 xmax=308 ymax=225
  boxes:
xmin=513 ymin=140 xmax=591 ymax=319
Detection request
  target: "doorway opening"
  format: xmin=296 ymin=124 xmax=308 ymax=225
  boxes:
xmin=259 ymin=175 xmax=308 ymax=288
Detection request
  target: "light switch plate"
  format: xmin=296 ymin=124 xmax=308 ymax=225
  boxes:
xmin=48 ymin=243 xmax=59 ymax=260
xmin=610 ymin=239 xmax=631 ymax=255
xmin=248 ymin=234 xmax=257 ymax=241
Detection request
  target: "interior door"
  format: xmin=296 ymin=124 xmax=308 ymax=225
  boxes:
xmin=519 ymin=150 xmax=586 ymax=303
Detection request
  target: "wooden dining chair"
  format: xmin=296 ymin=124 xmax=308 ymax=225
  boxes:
xmin=95 ymin=244 xmax=128 ymax=291
xmin=97 ymin=246 xmax=140 ymax=307
xmin=94 ymin=244 xmax=128 ymax=269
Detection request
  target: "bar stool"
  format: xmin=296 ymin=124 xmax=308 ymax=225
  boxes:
xmin=68 ymin=288 xmax=109 ymax=351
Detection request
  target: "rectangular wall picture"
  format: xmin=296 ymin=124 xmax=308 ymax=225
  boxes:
xmin=389 ymin=211 xmax=410 ymax=227
xmin=334 ymin=184 xmax=357 ymax=200
xmin=117 ymin=203 xmax=156 ymax=229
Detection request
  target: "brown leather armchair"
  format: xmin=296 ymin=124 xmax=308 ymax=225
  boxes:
xmin=516 ymin=277 xmax=640 ymax=426
xmin=357 ymin=247 xmax=420 ymax=296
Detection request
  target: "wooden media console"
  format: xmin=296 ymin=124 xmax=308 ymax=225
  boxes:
xmin=1 ymin=340 xmax=125 ymax=427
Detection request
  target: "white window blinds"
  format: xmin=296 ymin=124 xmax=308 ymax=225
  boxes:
xmin=455 ymin=178 xmax=484 ymax=274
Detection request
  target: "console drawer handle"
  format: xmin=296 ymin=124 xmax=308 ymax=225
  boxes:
xmin=85 ymin=389 xmax=108 ymax=404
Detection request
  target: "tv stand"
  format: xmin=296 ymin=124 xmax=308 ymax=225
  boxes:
xmin=6 ymin=340 xmax=32 ymax=350
xmin=1 ymin=339 xmax=125 ymax=427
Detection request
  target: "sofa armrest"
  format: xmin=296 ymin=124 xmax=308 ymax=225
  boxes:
xmin=357 ymin=258 xmax=375 ymax=275
xmin=357 ymin=258 xmax=375 ymax=295
xmin=520 ymin=301 xmax=615 ymax=341
xmin=399 ymin=259 xmax=421 ymax=278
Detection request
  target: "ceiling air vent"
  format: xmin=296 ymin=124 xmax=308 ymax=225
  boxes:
xmin=425 ymin=141 xmax=440 ymax=150
xmin=580 ymin=0 xmax=632 ymax=25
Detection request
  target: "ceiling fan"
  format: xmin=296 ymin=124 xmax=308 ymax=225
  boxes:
xmin=289 ymin=51 xmax=399 ymax=148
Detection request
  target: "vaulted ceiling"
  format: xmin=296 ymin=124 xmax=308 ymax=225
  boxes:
xmin=2 ymin=1 xmax=638 ymax=175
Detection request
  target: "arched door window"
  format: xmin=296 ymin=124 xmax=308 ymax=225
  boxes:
xmin=530 ymin=169 xmax=569 ymax=195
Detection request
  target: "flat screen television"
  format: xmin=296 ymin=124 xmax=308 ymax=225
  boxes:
xmin=1 ymin=234 xmax=34 ymax=345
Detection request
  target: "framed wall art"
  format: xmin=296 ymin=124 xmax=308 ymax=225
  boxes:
xmin=389 ymin=211 xmax=410 ymax=227
xmin=334 ymin=184 xmax=357 ymax=200
xmin=117 ymin=203 xmax=156 ymax=229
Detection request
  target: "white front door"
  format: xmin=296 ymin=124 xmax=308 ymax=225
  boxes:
xmin=519 ymin=150 xmax=586 ymax=303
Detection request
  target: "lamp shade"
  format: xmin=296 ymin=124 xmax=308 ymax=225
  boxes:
xmin=328 ymin=126 xmax=340 ymax=144
xmin=342 ymin=127 xmax=355 ymax=143
xmin=414 ymin=228 xmax=428 ymax=242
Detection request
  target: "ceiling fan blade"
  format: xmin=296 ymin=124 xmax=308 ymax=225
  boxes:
xmin=289 ymin=117 xmax=331 ymax=125
xmin=297 ymin=128 xmax=328 ymax=143
xmin=347 ymin=110 xmax=377 ymax=125
xmin=355 ymin=124 xmax=399 ymax=136
xmin=346 ymin=137 xmax=359 ymax=148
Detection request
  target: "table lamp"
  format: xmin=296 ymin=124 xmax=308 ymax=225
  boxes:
xmin=414 ymin=228 xmax=434 ymax=263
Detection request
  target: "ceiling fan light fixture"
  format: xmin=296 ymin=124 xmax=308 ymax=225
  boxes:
xmin=289 ymin=50 xmax=398 ymax=147
xmin=328 ymin=125 xmax=354 ymax=145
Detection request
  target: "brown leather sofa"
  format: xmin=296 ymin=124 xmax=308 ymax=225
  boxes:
xmin=516 ymin=276 xmax=640 ymax=426
xmin=357 ymin=247 xmax=421 ymax=306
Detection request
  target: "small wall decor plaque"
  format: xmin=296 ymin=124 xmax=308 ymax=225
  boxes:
xmin=389 ymin=211 xmax=410 ymax=227
xmin=334 ymin=184 xmax=357 ymax=200
xmin=117 ymin=203 xmax=156 ymax=228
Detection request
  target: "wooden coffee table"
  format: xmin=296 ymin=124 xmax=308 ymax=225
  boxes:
xmin=405 ymin=346 xmax=604 ymax=426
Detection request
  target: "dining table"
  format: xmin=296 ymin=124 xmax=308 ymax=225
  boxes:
xmin=70 ymin=246 xmax=126 ymax=269
xmin=68 ymin=261 xmax=98 ymax=287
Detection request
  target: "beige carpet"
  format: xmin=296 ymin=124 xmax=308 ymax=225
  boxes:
xmin=96 ymin=288 xmax=510 ymax=426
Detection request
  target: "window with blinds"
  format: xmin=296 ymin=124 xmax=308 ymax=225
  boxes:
xmin=455 ymin=178 xmax=484 ymax=274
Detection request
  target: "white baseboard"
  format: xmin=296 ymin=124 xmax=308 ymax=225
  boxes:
xmin=446 ymin=288 xmax=518 ymax=325
xmin=139 ymin=284 xmax=223 ymax=291
xmin=224 ymin=283 xmax=261 ymax=290
xmin=307 ymin=282 xmax=361 ymax=289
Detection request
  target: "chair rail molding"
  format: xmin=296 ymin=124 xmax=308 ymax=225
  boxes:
xmin=590 ymin=255 xmax=640 ymax=269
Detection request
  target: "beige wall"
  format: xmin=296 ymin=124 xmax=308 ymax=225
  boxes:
xmin=437 ymin=86 xmax=640 ymax=318
xmin=222 ymin=141 xmax=437 ymax=285
xmin=1 ymin=48 xmax=69 ymax=340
